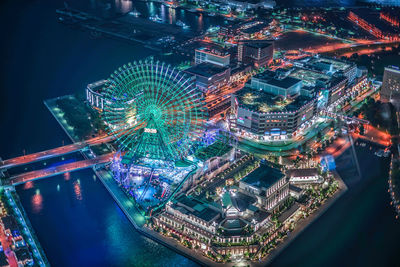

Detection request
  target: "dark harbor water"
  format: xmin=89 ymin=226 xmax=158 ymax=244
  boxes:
xmin=1 ymin=0 xmax=400 ymax=266
xmin=271 ymin=142 xmax=400 ymax=266
xmin=15 ymin=169 xmax=197 ymax=267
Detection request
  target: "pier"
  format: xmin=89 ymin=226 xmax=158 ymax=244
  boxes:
xmin=56 ymin=7 xmax=195 ymax=51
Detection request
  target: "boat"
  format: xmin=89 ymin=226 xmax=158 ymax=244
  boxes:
xmin=176 ymin=20 xmax=189 ymax=29
xmin=149 ymin=15 xmax=162 ymax=23
xmin=129 ymin=9 xmax=141 ymax=17
xmin=188 ymin=8 xmax=197 ymax=13
xmin=208 ymin=12 xmax=216 ymax=17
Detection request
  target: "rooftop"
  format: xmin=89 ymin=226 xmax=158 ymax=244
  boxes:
xmin=287 ymin=168 xmax=318 ymax=177
xmin=289 ymin=184 xmax=304 ymax=193
xmin=310 ymin=57 xmax=353 ymax=72
xmin=351 ymin=8 xmax=400 ymax=35
xmin=241 ymin=163 xmax=284 ymax=191
xmin=239 ymin=39 xmax=273 ymax=49
xmin=252 ymin=210 xmax=270 ymax=224
xmin=195 ymin=47 xmax=229 ymax=57
xmin=185 ymin=63 xmax=229 ymax=78
xmin=236 ymin=86 xmax=313 ymax=113
xmin=14 ymin=247 xmax=32 ymax=262
xmin=173 ymin=195 xmax=220 ymax=223
xmin=241 ymin=22 xmax=269 ymax=34
xmin=253 ymin=72 xmax=302 ymax=89
xmin=278 ymin=202 xmax=300 ymax=223
xmin=195 ymin=141 xmax=232 ymax=161
xmin=289 ymin=68 xmax=331 ymax=87
xmin=1 ymin=216 xmax=19 ymax=231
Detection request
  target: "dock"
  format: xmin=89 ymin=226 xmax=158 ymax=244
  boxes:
xmin=56 ymin=8 xmax=196 ymax=52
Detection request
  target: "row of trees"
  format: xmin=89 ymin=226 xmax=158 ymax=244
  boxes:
xmin=232 ymin=160 xmax=260 ymax=181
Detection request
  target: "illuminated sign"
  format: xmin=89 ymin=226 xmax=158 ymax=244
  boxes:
xmin=144 ymin=128 xmax=157 ymax=133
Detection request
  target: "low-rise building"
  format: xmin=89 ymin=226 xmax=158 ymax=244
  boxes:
xmin=289 ymin=184 xmax=305 ymax=200
xmin=251 ymin=71 xmax=302 ymax=98
xmin=86 ymin=80 xmax=108 ymax=110
xmin=184 ymin=63 xmax=231 ymax=93
xmin=307 ymin=56 xmax=357 ymax=83
xmin=195 ymin=47 xmax=230 ymax=67
xmin=192 ymin=140 xmax=235 ymax=183
xmin=239 ymin=164 xmax=289 ymax=211
xmin=154 ymin=195 xmax=222 ymax=245
xmin=15 ymin=247 xmax=33 ymax=266
xmin=232 ymin=86 xmax=317 ymax=139
xmin=286 ymin=168 xmax=322 ymax=185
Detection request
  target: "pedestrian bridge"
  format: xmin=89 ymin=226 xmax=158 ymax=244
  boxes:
xmin=0 ymin=135 xmax=112 ymax=170
xmin=3 ymin=153 xmax=114 ymax=186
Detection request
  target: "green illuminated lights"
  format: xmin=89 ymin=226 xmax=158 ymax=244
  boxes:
xmin=103 ymin=60 xmax=206 ymax=161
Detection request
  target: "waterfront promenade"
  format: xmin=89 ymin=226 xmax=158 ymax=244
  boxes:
xmin=4 ymin=188 xmax=48 ymax=266
xmin=258 ymin=171 xmax=348 ymax=266
xmin=95 ymin=168 xmax=225 ymax=267
xmin=45 ymin=94 xmax=355 ymax=267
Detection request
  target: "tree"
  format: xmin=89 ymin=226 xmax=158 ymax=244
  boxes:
xmin=359 ymin=124 xmax=365 ymax=135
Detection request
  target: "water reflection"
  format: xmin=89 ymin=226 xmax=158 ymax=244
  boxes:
xmin=168 ymin=7 xmax=176 ymax=25
xmin=32 ymin=189 xmax=43 ymax=214
xmin=160 ymin=4 xmax=166 ymax=22
xmin=115 ymin=0 xmax=132 ymax=13
xmin=197 ymin=13 xmax=203 ymax=32
xmin=23 ymin=181 xmax=34 ymax=190
xmin=64 ymin=172 xmax=70 ymax=181
xmin=147 ymin=2 xmax=156 ymax=17
xmin=73 ymin=179 xmax=83 ymax=201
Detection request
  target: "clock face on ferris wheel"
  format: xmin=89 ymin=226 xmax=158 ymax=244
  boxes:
xmin=103 ymin=60 xmax=206 ymax=161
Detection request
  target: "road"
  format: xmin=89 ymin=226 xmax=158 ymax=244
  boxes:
xmin=7 ymin=152 xmax=114 ymax=186
xmin=352 ymin=125 xmax=392 ymax=147
xmin=0 ymin=135 xmax=113 ymax=170
xmin=0 ymin=224 xmax=17 ymax=267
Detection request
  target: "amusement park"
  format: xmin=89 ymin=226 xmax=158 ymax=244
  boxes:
xmin=2 ymin=1 xmax=400 ymax=266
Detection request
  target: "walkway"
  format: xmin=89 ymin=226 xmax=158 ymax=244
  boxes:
xmin=4 ymin=189 xmax=47 ymax=266
xmin=6 ymin=153 xmax=114 ymax=186
xmin=0 ymin=135 xmax=112 ymax=170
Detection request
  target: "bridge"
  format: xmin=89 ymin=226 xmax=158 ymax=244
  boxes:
xmin=0 ymin=135 xmax=113 ymax=170
xmin=4 ymin=153 xmax=115 ymax=186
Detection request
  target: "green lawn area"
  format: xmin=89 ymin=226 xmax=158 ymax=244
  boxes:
xmin=52 ymin=95 xmax=106 ymax=141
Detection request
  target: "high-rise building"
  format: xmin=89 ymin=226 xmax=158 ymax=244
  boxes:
xmin=238 ymin=40 xmax=274 ymax=69
xmin=381 ymin=65 xmax=400 ymax=101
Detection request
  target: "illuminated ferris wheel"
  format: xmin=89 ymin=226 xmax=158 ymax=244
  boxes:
xmin=103 ymin=60 xmax=206 ymax=161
